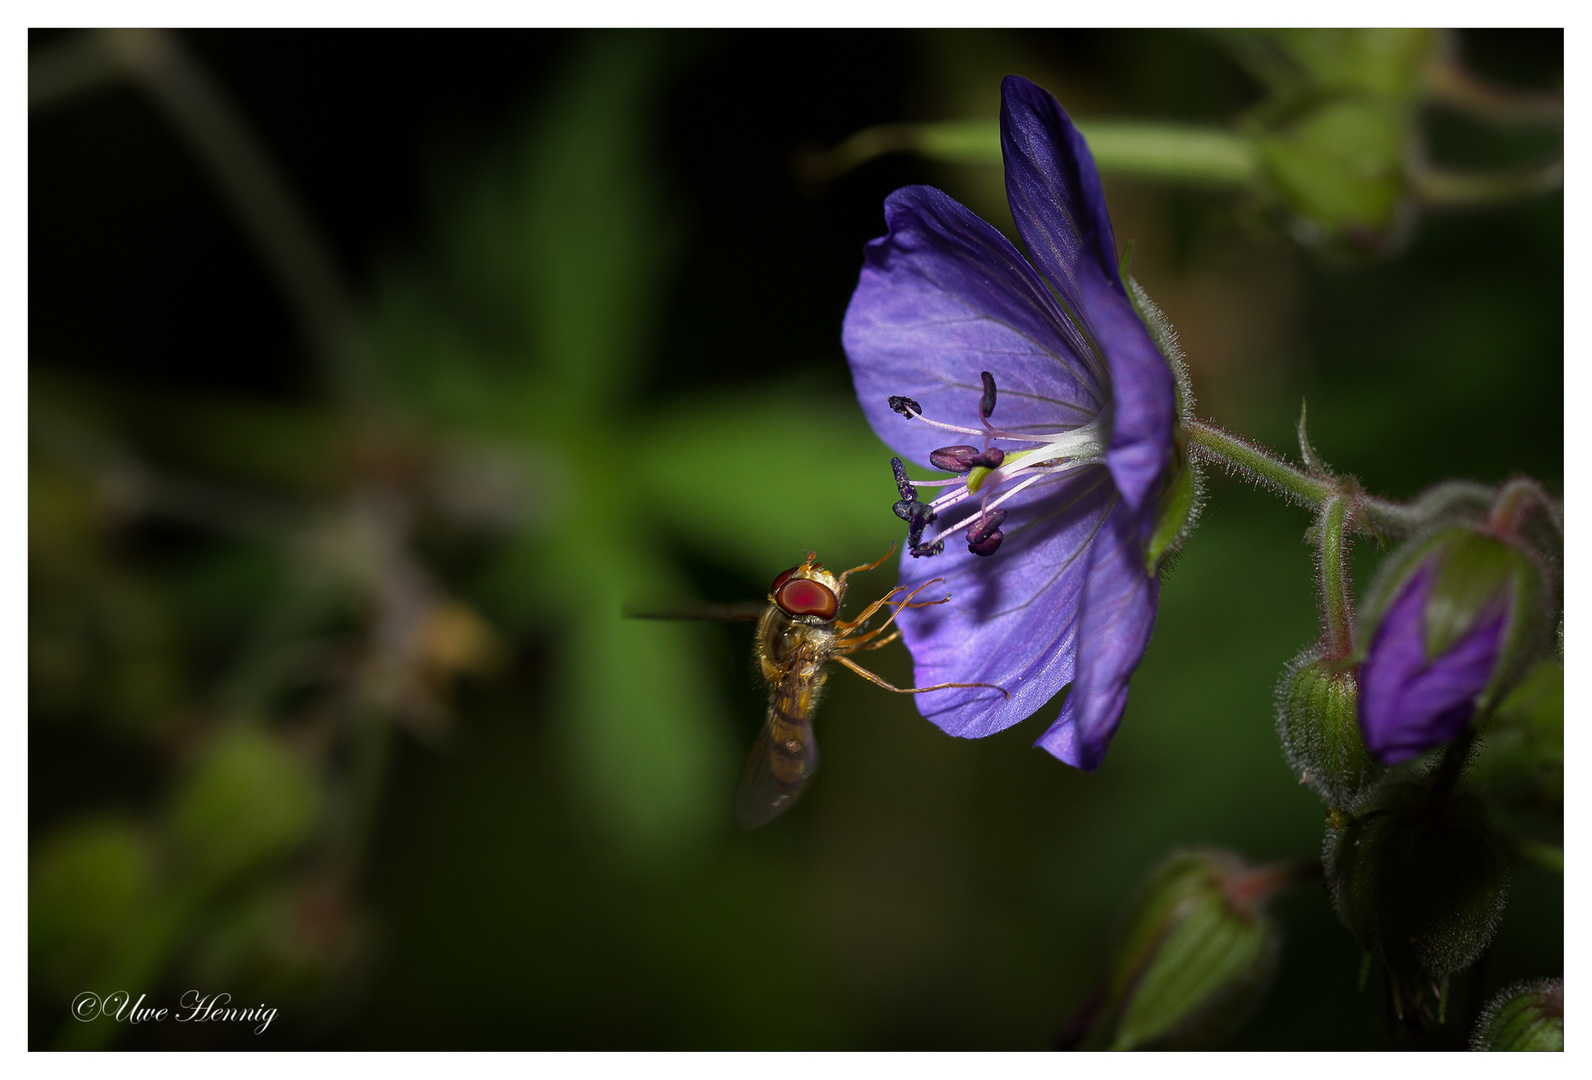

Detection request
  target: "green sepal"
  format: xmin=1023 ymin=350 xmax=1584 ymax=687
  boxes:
xmin=1425 ymin=530 xmax=1515 ymax=658
xmin=1471 ymin=979 xmax=1563 ymax=1051
xmin=1094 ymin=850 xmax=1280 ymax=1050
xmin=1147 ymin=428 xmax=1198 ymax=574
xmin=1470 ymin=658 xmax=1563 ymax=810
xmin=1274 ymin=646 xmax=1379 ymax=808
xmin=1325 ymin=783 xmax=1509 ymax=996
xmin=1122 ymin=271 xmax=1201 ymax=574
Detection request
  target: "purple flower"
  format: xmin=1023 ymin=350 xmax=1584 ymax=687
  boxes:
xmin=841 ymin=76 xmax=1176 ymax=770
xmin=1358 ymin=558 xmax=1508 ymax=764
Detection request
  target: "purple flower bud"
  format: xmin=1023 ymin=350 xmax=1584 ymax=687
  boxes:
xmin=1357 ymin=527 xmax=1546 ymax=764
xmin=1359 ymin=563 xmax=1505 ymax=763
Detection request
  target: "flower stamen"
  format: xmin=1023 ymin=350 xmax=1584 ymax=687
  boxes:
xmin=885 ymin=375 xmax=1109 ymax=559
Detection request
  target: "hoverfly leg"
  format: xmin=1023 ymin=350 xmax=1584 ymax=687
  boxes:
xmin=835 ymin=575 xmax=950 ymax=641
xmin=853 ymin=629 xmax=901 ymax=652
xmin=835 ymin=655 xmax=1011 ymax=700
xmin=835 ymin=543 xmax=897 ymax=588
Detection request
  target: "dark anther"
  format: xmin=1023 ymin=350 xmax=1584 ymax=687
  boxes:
xmin=930 ymin=445 xmax=977 ymax=472
xmin=888 ymin=395 xmax=923 ymax=418
xmin=966 ymin=509 xmax=1007 ymax=557
xmin=929 ymin=444 xmax=1008 ymax=473
xmin=894 ymin=501 xmax=936 ymax=546
xmin=979 ymin=371 xmax=997 ymax=420
xmin=889 ymin=456 xmax=936 ymax=547
xmin=910 ymin=538 xmax=945 ymax=558
xmin=890 ymin=456 xmax=918 ymax=502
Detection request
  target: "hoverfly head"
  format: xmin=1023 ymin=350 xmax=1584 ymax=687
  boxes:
xmin=769 ymin=556 xmax=842 ymax=622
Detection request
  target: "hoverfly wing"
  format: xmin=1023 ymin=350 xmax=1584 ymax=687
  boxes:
xmin=733 ymin=718 xmax=819 ymax=830
xmin=622 ymin=600 xmax=766 ymax=622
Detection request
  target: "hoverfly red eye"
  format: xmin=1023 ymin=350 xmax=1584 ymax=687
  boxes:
xmin=770 ymin=566 xmax=799 ymax=594
xmin=775 ymin=577 xmax=838 ymax=620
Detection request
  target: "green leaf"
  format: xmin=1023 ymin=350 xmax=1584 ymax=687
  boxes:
xmin=166 ymin=727 xmax=320 ymax=889
xmin=553 ymin=538 xmax=737 ymax=860
xmin=30 ymin=818 xmax=160 ymax=997
xmin=1218 ymin=29 xmax=1437 ymax=101
xmin=1256 ymin=97 xmax=1408 ymax=237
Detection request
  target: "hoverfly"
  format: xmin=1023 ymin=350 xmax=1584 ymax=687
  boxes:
xmin=640 ymin=547 xmax=1007 ymax=829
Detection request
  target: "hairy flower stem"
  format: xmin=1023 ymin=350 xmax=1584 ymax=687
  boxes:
xmin=1187 ymin=420 xmax=1336 ymax=509
xmin=1489 ymin=477 xmax=1562 ymax=536
xmin=1188 ymin=419 xmax=1425 ymax=540
xmin=1316 ymin=496 xmax=1355 ymax=661
xmin=1513 ymin=837 xmax=1564 ymax=875
xmin=1428 ymin=727 xmax=1478 ymax=808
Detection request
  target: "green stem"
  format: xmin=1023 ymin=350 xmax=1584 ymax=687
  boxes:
xmin=1362 ymin=481 xmax=1494 ymax=535
xmin=27 ymin=31 xmax=121 ymax=108
xmin=1489 ymin=477 xmax=1562 ymax=536
xmin=1425 ymin=54 xmax=1563 ymax=128
xmin=1413 ymin=158 xmax=1563 ymax=209
xmin=1187 ymin=419 xmax=1460 ymax=542
xmin=1428 ymin=727 xmax=1477 ymax=807
xmin=1187 ymin=420 xmax=1335 ymax=508
xmin=1317 ymin=496 xmax=1354 ymax=660
xmin=799 ymin=118 xmax=1259 ymax=189
xmin=1513 ymin=837 xmax=1563 ymax=875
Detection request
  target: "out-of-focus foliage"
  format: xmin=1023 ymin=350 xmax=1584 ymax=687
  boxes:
xmin=806 ymin=28 xmax=1560 ymax=258
xmin=1079 ymin=849 xmax=1282 ymax=1050
xmin=30 ymin=28 xmax=1560 ymax=1050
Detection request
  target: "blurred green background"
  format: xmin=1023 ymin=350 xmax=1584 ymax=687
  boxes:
xmin=29 ymin=28 xmax=1561 ymax=1049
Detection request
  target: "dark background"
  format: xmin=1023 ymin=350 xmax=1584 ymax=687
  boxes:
xmin=30 ymin=29 xmax=1562 ymax=1049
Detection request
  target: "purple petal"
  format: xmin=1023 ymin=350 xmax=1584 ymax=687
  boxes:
xmin=1000 ymin=75 xmax=1119 ymax=314
xmin=1034 ymin=500 xmax=1159 ymax=770
xmin=843 ymin=185 xmax=1107 ymax=470
xmin=999 ymin=76 xmax=1174 ymax=512
xmin=892 ymin=467 xmax=1118 ymax=737
xmin=1359 ymin=562 xmax=1507 ymax=764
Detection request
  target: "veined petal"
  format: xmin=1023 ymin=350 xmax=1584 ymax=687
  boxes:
xmin=1001 ymin=76 xmax=1175 ymax=511
xmin=1083 ymin=271 xmax=1177 ymax=512
xmin=894 ymin=467 xmax=1117 ymax=737
xmin=1359 ymin=562 xmax=1506 ymax=764
xmin=1034 ymin=500 xmax=1160 ymax=771
xmin=1000 ymin=75 xmax=1119 ymax=321
xmin=843 ymin=185 xmax=1106 ymax=469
